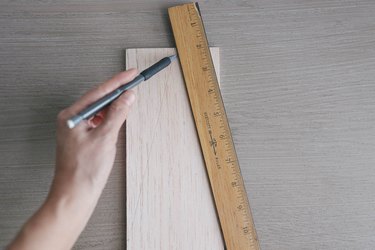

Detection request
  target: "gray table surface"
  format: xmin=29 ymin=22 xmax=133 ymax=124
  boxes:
xmin=1 ymin=1 xmax=375 ymax=249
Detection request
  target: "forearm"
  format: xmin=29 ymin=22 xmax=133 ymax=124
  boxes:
xmin=8 ymin=179 xmax=102 ymax=250
xmin=7 ymin=70 xmax=136 ymax=250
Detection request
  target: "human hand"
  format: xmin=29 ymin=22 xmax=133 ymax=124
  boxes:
xmin=53 ymin=69 xmax=137 ymax=196
xmin=7 ymin=69 xmax=138 ymax=250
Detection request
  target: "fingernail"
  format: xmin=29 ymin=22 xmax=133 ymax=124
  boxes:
xmin=125 ymin=92 xmax=136 ymax=106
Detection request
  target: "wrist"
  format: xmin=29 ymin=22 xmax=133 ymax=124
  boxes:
xmin=51 ymin=164 xmax=106 ymax=199
xmin=7 ymin=179 xmax=100 ymax=250
xmin=47 ymin=174 xmax=102 ymax=214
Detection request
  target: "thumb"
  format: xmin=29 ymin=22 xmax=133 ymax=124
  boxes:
xmin=98 ymin=90 xmax=136 ymax=135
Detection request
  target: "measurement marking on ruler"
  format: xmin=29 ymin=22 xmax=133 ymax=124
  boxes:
xmin=169 ymin=3 xmax=260 ymax=249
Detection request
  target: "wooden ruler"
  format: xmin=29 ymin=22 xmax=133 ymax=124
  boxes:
xmin=168 ymin=3 xmax=260 ymax=250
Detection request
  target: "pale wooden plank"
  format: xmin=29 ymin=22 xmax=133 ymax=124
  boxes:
xmin=125 ymin=48 xmax=223 ymax=249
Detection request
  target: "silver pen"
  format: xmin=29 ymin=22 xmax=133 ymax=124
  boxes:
xmin=67 ymin=55 xmax=177 ymax=129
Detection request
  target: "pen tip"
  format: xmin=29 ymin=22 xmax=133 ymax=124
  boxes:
xmin=169 ymin=55 xmax=177 ymax=62
xmin=67 ymin=119 xmax=75 ymax=129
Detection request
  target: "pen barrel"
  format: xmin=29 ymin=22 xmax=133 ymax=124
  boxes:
xmin=80 ymin=89 xmax=123 ymax=119
xmin=68 ymin=89 xmax=123 ymax=128
xmin=67 ymin=56 xmax=174 ymax=129
xmin=118 ymin=75 xmax=144 ymax=92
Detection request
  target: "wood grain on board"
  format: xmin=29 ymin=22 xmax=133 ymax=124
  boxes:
xmin=125 ymin=48 xmax=223 ymax=249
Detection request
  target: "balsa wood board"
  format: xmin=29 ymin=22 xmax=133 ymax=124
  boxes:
xmin=125 ymin=48 xmax=223 ymax=249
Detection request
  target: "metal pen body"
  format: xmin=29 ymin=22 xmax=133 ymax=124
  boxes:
xmin=66 ymin=55 xmax=176 ymax=129
xmin=67 ymin=75 xmax=144 ymax=128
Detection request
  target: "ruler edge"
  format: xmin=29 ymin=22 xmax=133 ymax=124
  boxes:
xmin=168 ymin=3 xmax=260 ymax=249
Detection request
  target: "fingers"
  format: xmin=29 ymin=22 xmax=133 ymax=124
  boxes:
xmin=96 ymin=90 xmax=136 ymax=136
xmin=66 ymin=69 xmax=138 ymax=115
xmin=87 ymin=110 xmax=107 ymax=128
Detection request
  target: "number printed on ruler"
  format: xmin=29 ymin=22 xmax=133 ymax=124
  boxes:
xmin=188 ymin=3 xmax=249 ymax=221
